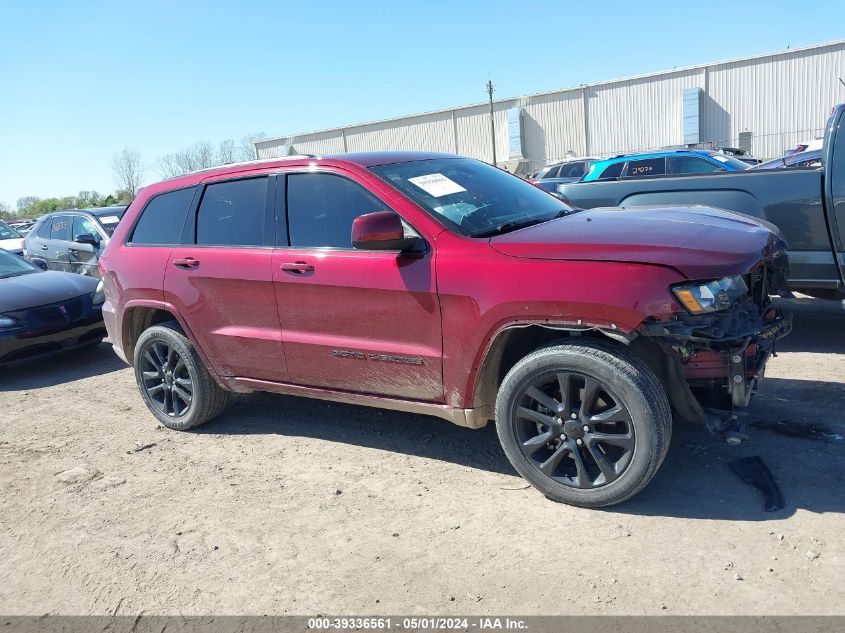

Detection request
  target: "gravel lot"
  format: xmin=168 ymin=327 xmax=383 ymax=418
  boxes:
xmin=0 ymin=295 xmax=843 ymax=615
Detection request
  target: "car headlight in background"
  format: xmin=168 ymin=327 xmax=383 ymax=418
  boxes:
xmin=0 ymin=315 xmax=17 ymax=328
xmin=92 ymin=281 xmax=105 ymax=306
xmin=672 ymin=274 xmax=748 ymax=314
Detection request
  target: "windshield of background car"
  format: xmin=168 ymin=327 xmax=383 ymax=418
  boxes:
xmin=708 ymin=153 xmax=751 ymax=170
xmin=0 ymin=249 xmax=38 ymax=278
xmin=95 ymin=211 xmax=124 ymax=236
xmin=370 ymin=158 xmax=571 ymax=237
xmin=0 ymin=221 xmax=23 ymax=240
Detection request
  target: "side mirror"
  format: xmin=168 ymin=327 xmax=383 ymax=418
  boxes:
xmin=30 ymin=257 xmax=48 ymax=271
xmin=75 ymin=233 xmax=100 ymax=247
xmin=352 ymin=211 xmax=419 ymax=251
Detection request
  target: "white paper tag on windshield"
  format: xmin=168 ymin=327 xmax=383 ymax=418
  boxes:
xmin=98 ymin=215 xmax=121 ymax=224
xmin=408 ymin=173 xmax=466 ymax=197
xmin=712 ymin=155 xmax=729 ymax=163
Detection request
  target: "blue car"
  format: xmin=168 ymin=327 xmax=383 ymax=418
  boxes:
xmin=580 ymin=149 xmax=751 ymax=182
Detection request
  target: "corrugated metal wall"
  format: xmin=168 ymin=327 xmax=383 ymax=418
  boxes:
xmin=255 ymin=41 xmax=845 ymax=166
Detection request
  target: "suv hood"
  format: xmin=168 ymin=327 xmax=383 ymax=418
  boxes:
xmin=489 ymin=205 xmax=786 ymax=279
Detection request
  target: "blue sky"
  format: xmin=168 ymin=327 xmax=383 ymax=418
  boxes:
xmin=1 ymin=0 xmax=844 ymax=207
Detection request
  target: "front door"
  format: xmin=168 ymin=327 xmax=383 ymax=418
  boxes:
xmin=164 ymin=174 xmax=288 ymax=383
xmin=69 ymin=215 xmax=102 ymax=277
xmin=272 ymin=170 xmax=443 ymax=402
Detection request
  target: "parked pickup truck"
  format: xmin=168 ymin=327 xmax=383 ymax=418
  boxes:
xmin=100 ymin=151 xmax=790 ymax=507
xmin=558 ymin=104 xmax=845 ymax=299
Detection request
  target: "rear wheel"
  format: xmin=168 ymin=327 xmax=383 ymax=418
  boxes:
xmin=133 ymin=321 xmax=229 ymax=430
xmin=495 ymin=340 xmax=671 ymax=507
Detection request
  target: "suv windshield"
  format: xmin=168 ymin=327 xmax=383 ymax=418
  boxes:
xmin=0 ymin=220 xmax=22 ymax=240
xmin=0 ymin=248 xmax=38 ymax=279
xmin=91 ymin=210 xmax=125 ymax=236
xmin=370 ymin=158 xmax=573 ymax=237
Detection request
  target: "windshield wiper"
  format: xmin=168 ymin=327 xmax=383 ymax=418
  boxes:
xmin=469 ymin=207 xmax=580 ymax=238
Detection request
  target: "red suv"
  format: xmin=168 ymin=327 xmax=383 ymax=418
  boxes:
xmin=100 ymin=152 xmax=790 ymax=507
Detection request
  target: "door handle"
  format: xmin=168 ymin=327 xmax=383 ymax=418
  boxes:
xmin=172 ymin=257 xmax=200 ymax=269
xmin=280 ymin=261 xmax=314 ymax=274
xmin=40 ymin=245 xmax=48 ymax=251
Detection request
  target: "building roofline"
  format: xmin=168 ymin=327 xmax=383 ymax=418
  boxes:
xmin=256 ymin=39 xmax=845 ymax=146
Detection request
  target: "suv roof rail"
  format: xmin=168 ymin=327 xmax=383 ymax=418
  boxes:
xmin=163 ymin=154 xmax=319 ymax=181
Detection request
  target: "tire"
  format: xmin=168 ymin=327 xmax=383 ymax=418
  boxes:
xmin=133 ymin=321 xmax=229 ymax=430
xmin=495 ymin=339 xmax=671 ymax=508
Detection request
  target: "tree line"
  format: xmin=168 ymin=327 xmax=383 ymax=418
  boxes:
xmin=0 ymin=133 xmax=268 ymax=221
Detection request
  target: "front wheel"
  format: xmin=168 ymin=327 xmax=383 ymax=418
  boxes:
xmin=133 ymin=321 xmax=229 ymax=430
xmin=495 ymin=340 xmax=671 ymax=507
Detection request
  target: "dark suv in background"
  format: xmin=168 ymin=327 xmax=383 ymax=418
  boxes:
xmin=25 ymin=205 xmax=126 ymax=278
xmin=529 ymin=158 xmax=598 ymax=192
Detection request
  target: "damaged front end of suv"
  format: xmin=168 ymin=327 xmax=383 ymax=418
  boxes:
xmin=638 ymin=246 xmax=792 ymax=441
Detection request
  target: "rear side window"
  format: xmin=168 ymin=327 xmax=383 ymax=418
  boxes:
xmin=130 ymin=187 xmax=196 ymax=245
xmin=36 ymin=219 xmax=51 ymax=238
xmin=540 ymin=166 xmax=560 ymax=179
xmin=625 ymin=158 xmax=666 ymax=177
xmin=597 ymin=162 xmax=624 ymax=180
xmin=286 ymin=173 xmax=386 ymax=248
xmin=668 ymin=156 xmax=722 ymax=174
xmin=49 ymin=217 xmax=72 ymax=241
xmin=558 ymin=162 xmax=587 ymax=178
xmin=196 ymin=178 xmax=268 ymax=246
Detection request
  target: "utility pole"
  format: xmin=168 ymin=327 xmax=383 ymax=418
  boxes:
xmin=486 ymin=80 xmax=497 ymax=166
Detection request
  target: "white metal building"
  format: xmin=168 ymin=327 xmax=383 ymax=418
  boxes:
xmin=255 ymin=40 xmax=845 ymax=172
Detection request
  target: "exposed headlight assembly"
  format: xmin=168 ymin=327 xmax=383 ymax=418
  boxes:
xmin=0 ymin=315 xmax=17 ymax=328
xmin=672 ymin=274 xmax=748 ymax=314
xmin=92 ymin=280 xmax=105 ymax=306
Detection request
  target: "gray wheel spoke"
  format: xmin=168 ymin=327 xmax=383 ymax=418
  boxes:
xmin=521 ymin=430 xmax=554 ymax=455
xmin=568 ymin=444 xmax=591 ymax=488
xmin=175 ymin=377 xmax=193 ymax=391
xmin=146 ymin=383 xmax=165 ymax=396
xmin=589 ymin=431 xmax=634 ymax=449
xmin=539 ymin=444 xmax=568 ymax=476
xmin=585 ymin=440 xmax=617 ymax=482
xmin=144 ymin=350 xmax=161 ymax=371
xmin=163 ymin=388 xmax=174 ymax=416
xmin=525 ymin=386 xmax=560 ymax=413
xmin=142 ymin=370 xmax=160 ymax=380
xmin=517 ymin=406 xmax=555 ymax=426
xmin=172 ymin=384 xmax=192 ymax=406
xmin=581 ymin=377 xmax=601 ymax=413
xmin=165 ymin=346 xmax=176 ymax=371
xmin=556 ymin=373 xmax=571 ymax=416
xmin=588 ymin=405 xmax=630 ymax=424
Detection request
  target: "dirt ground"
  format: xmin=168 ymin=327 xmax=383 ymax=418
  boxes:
xmin=0 ymin=295 xmax=843 ymax=616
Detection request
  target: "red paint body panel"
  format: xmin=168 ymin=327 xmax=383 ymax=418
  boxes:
xmin=490 ymin=206 xmax=780 ymax=280
xmin=101 ymin=151 xmax=781 ymax=416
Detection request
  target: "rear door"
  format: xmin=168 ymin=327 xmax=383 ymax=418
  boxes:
xmin=271 ymin=168 xmax=443 ymax=401
xmin=43 ymin=215 xmax=73 ymax=270
xmin=164 ymin=173 xmax=288 ymax=383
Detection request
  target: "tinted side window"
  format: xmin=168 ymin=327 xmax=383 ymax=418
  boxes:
xmin=625 ymin=158 xmax=666 ymax=177
xmin=49 ymin=217 xmax=72 ymax=241
xmin=541 ymin=166 xmax=560 ymax=179
xmin=72 ymin=216 xmax=99 ymax=240
xmin=668 ymin=156 xmax=721 ymax=174
xmin=287 ymin=173 xmax=385 ymax=248
xmin=196 ymin=178 xmax=268 ymax=247
xmin=597 ymin=162 xmax=624 ymax=180
xmin=558 ymin=162 xmax=587 ymax=178
xmin=131 ymin=187 xmax=196 ymax=245
xmin=36 ymin=219 xmax=51 ymax=238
